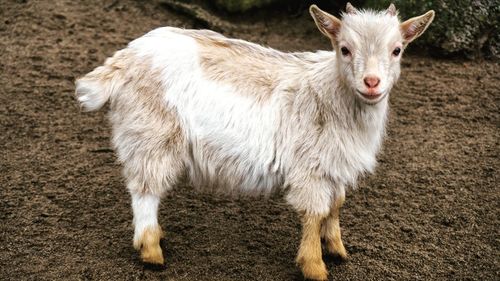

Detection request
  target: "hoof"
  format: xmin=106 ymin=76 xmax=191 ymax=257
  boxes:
xmin=141 ymin=243 xmax=164 ymax=265
xmin=134 ymin=226 xmax=164 ymax=265
xmin=325 ymin=239 xmax=348 ymax=260
xmin=299 ymin=259 xmax=328 ymax=281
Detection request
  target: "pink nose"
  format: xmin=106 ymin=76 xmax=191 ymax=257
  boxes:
xmin=364 ymin=76 xmax=380 ymax=89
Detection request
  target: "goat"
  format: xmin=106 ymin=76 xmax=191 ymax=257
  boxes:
xmin=75 ymin=3 xmax=434 ymax=280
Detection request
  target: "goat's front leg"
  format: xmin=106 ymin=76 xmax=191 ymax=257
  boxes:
xmin=296 ymin=213 xmax=328 ymax=280
xmin=287 ymin=177 xmax=333 ymax=280
xmin=321 ymin=194 xmax=347 ymax=259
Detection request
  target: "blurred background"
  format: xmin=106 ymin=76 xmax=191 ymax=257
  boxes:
xmin=162 ymin=0 xmax=499 ymax=59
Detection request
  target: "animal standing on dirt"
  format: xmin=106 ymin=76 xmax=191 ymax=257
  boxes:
xmin=76 ymin=3 xmax=434 ymax=280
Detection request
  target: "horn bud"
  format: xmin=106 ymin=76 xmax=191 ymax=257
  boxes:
xmin=346 ymin=2 xmax=358 ymax=14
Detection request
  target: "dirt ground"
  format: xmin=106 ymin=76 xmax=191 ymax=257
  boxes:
xmin=0 ymin=1 xmax=498 ymax=280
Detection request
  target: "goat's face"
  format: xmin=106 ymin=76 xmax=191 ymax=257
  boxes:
xmin=310 ymin=3 xmax=434 ymax=105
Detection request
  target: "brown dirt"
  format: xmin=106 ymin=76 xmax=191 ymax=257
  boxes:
xmin=1 ymin=1 xmax=499 ymax=280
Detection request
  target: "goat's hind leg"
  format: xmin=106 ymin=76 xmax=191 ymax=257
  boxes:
xmin=126 ymin=152 xmax=184 ymax=265
xmin=130 ymin=188 xmax=164 ymax=264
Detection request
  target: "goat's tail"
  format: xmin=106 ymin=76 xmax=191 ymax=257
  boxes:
xmin=75 ymin=51 xmax=126 ymax=111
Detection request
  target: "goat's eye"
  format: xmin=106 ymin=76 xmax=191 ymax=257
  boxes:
xmin=392 ymin=47 xmax=401 ymax=56
xmin=340 ymin=47 xmax=351 ymax=57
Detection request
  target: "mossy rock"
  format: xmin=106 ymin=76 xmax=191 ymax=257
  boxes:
xmin=212 ymin=0 xmax=284 ymax=12
xmin=363 ymin=0 xmax=499 ymax=58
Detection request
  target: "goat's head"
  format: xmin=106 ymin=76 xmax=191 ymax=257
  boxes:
xmin=310 ymin=3 xmax=434 ymax=105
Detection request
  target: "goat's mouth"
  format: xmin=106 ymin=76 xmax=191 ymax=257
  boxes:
xmin=356 ymin=90 xmax=386 ymax=103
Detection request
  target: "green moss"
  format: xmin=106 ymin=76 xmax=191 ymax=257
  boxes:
xmin=363 ymin=0 xmax=499 ymax=58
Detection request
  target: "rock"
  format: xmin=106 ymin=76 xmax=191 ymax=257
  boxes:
xmin=363 ymin=0 xmax=499 ymax=59
xmin=213 ymin=0 xmax=283 ymax=13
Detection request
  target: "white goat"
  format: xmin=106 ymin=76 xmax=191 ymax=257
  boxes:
xmin=76 ymin=3 xmax=434 ymax=280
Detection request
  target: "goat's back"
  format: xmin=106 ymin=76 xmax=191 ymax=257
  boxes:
xmin=103 ymin=27 xmax=288 ymax=195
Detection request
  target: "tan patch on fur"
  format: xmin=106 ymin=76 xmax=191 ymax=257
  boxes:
xmin=109 ymin=51 xmax=186 ymax=195
xmin=297 ymin=214 xmax=328 ymax=281
xmin=134 ymin=225 xmax=164 ymax=264
xmin=321 ymin=195 xmax=348 ymax=259
xmin=193 ymin=32 xmax=283 ymax=102
xmin=80 ymin=49 xmax=131 ymax=82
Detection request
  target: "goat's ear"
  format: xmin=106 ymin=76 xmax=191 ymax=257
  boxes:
xmin=400 ymin=10 xmax=435 ymax=45
xmin=310 ymin=5 xmax=342 ymax=41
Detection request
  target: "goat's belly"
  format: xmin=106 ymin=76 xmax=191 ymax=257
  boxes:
xmin=186 ymin=144 xmax=283 ymax=195
xmin=184 ymin=111 xmax=282 ymax=194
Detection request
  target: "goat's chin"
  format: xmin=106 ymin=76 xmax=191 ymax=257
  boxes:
xmin=356 ymin=90 xmax=388 ymax=105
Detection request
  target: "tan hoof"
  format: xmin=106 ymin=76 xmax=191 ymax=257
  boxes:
xmin=141 ymin=243 xmax=164 ymax=265
xmin=298 ymin=258 xmax=328 ymax=281
xmin=134 ymin=226 xmax=164 ymax=265
xmin=325 ymin=239 xmax=348 ymax=260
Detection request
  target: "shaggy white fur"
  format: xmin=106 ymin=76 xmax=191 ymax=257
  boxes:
xmin=76 ymin=3 xmax=434 ymax=279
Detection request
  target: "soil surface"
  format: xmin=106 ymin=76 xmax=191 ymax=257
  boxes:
xmin=1 ymin=1 xmax=499 ymax=280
